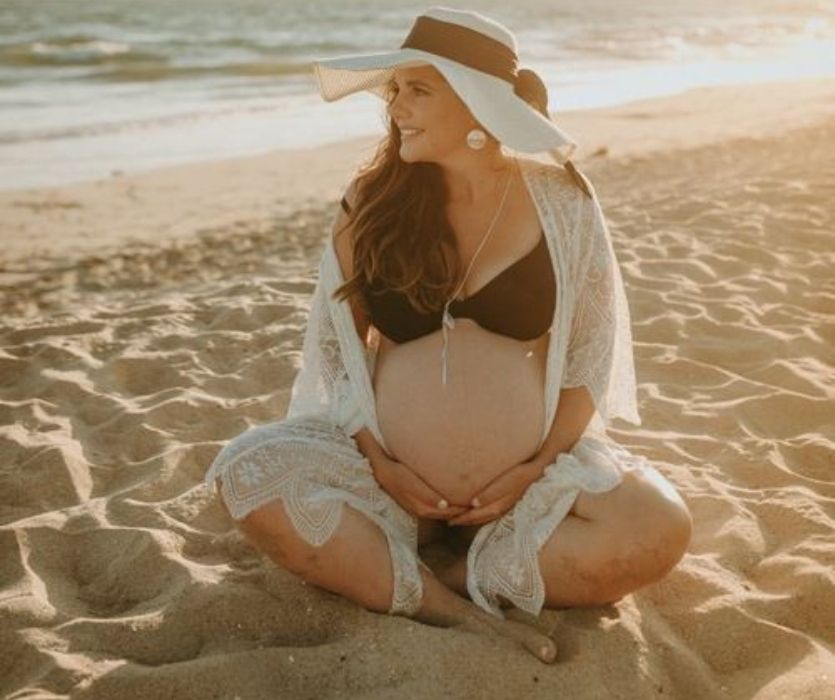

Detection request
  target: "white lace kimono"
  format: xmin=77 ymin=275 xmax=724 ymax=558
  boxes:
xmin=205 ymin=157 xmax=649 ymax=620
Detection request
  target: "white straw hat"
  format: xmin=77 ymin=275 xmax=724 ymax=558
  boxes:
xmin=312 ymin=6 xmax=578 ymax=165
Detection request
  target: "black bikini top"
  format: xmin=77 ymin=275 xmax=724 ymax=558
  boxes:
xmin=339 ymin=195 xmax=556 ymax=344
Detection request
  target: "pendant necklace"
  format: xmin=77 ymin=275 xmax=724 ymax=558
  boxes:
xmin=440 ymin=156 xmax=518 ymax=386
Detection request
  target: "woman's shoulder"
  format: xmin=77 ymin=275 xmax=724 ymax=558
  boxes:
xmin=518 ymin=157 xmax=593 ymax=229
xmin=519 ymin=157 xmax=590 ymax=195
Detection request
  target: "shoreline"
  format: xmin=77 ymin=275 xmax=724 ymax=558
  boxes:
xmin=2 ymin=74 xmax=835 ymax=271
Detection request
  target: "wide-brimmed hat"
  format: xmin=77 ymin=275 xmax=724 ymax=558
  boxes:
xmin=312 ymin=6 xmax=578 ymax=165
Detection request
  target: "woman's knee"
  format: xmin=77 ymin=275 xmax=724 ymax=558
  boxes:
xmin=607 ymin=470 xmax=692 ymax=587
xmin=631 ymin=469 xmax=692 ymax=557
xmin=236 ymin=497 xmax=317 ymax=572
xmin=239 ymin=499 xmax=410 ymax=615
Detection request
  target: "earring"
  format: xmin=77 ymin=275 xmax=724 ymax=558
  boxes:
xmin=466 ymin=128 xmax=487 ymax=150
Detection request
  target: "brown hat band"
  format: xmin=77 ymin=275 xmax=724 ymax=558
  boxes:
xmin=399 ymin=15 xmax=519 ymax=85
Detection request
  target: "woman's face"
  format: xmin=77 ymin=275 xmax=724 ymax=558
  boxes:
xmin=385 ymin=65 xmax=480 ymax=163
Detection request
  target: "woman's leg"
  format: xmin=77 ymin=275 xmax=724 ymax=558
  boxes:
xmin=426 ymin=523 xmax=478 ymax=596
xmin=434 ymin=462 xmax=691 ymax=610
xmin=232 ymin=495 xmax=411 ymax=614
xmin=209 ymin=418 xmax=558 ymax=662
xmin=229 ymin=494 xmax=556 ymax=660
xmin=537 ymin=465 xmax=692 ymax=607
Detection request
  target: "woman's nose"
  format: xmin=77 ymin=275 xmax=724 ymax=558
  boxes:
xmin=388 ymin=90 xmax=408 ymax=119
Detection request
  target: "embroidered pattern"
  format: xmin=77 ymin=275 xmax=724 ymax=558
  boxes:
xmin=204 ymin=416 xmax=424 ymax=616
xmin=205 ymin=160 xmax=644 ymax=621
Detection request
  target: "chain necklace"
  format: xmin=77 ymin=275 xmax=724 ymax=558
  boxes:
xmin=440 ymin=156 xmax=518 ymax=385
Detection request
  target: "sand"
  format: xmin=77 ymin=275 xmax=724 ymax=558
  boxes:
xmin=1 ymin=75 xmax=834 ymax=699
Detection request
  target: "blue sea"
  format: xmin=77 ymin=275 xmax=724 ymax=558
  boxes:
xmin=2 ymin=0 xmax=834 ymax=190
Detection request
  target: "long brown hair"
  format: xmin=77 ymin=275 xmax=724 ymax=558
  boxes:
xmin=331 ymin=72 xmax=590 ymax=315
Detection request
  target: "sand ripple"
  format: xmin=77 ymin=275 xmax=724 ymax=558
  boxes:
xmin=2 ymin=115 xmax=834 ymax=698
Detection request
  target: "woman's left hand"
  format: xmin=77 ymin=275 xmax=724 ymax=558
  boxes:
xmin=447 ymin=455 xmax=551 ymax=527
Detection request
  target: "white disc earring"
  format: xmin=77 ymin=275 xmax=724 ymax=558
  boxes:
xmin=466 ymin=128 xmax=487 ymax=150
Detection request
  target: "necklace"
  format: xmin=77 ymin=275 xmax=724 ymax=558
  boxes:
xmin=440 ymin=156 xmax=518 ymax=385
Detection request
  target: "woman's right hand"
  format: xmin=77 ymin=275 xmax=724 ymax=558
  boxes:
xmin=372 ymin=454 xmax=469 ymax=521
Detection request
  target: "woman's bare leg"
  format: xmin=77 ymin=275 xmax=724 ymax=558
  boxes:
xmin=537 ymin=468 xmax=691 ymax=607
xmin=435 ymin=469 xmax=692 ymax=608
xmin=435 ymin=514 xmax=628 ymax=607
xmin=222 ymin=492 xmax=556 ymax=663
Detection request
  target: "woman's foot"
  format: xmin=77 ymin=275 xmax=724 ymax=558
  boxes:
xmin=422 ymin=564 xmax=557 ymax=664
xmin=454 ymin=604 xmax=558 ymax=664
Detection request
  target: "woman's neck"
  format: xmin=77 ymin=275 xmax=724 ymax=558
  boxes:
xmin=443 ymin=154 xmax=516 ymax=206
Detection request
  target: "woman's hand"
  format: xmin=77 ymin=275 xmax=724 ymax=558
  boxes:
xmin=447 ymin=456 xmax=550 ymax=527
xmin=372 ymin=454 xmax=469 ymax=521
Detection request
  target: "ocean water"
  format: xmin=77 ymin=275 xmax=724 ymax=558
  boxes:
xmin=1 ymin=0 xmax=834 ymax=190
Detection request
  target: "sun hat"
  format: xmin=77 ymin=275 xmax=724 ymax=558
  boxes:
xmin=311 ymin=6 xmax=578 ymax=165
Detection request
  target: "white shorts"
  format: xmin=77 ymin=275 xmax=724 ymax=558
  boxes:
xmin=204 ymin=415 xmax=649 ymax=619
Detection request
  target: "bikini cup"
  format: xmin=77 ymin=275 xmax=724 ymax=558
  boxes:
xmin=340 ymin=195 xmax=556 ymax=343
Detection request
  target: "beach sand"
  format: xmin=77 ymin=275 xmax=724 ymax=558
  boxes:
xmin=1 ymin=75 xmax=834 ymax=699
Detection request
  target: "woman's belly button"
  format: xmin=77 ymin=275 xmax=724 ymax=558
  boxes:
xmin=373 ymin=324 xmax=547 ymax=506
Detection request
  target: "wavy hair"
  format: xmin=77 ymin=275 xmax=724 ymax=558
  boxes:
xmin=331 ymin=71 xmax=590 ymax=315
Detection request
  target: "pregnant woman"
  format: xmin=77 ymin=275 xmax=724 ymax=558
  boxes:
xmin=205 ymin=8 xmax=692 ymax=664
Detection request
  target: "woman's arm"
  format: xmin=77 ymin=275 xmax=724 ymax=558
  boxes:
xmin=353 ymin=425 xmax=388 ymax=467
xmin=332 ymin=178 xmax=371 ymax=345
xmin=532 ymin=187 xmax=619 ymax=469
xmin=329 ymin=177 xmax=373 ymax=437
xmin=533 ymin=386 xmax=595 ymax=467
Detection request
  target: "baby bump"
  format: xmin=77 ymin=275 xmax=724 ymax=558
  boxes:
xmin=372 ymin=323 xmax=547 ymax=506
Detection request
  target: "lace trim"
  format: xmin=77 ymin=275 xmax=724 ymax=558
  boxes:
xmin=205 ymin=421 xmax=651 ymax=620
xmin=206 ymin=416 xmax=424 ymax=617
xmin=206 ymin=161 xmax=644 ymax=619
xmin=466 ymin=435 xmax=648 ymax=619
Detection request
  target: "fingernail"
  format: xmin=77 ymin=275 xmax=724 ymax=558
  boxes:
xmin=437 ymin=499 xmax=448 ymax=509
xmin=471 ymin=497 xmax=481 ymax=508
